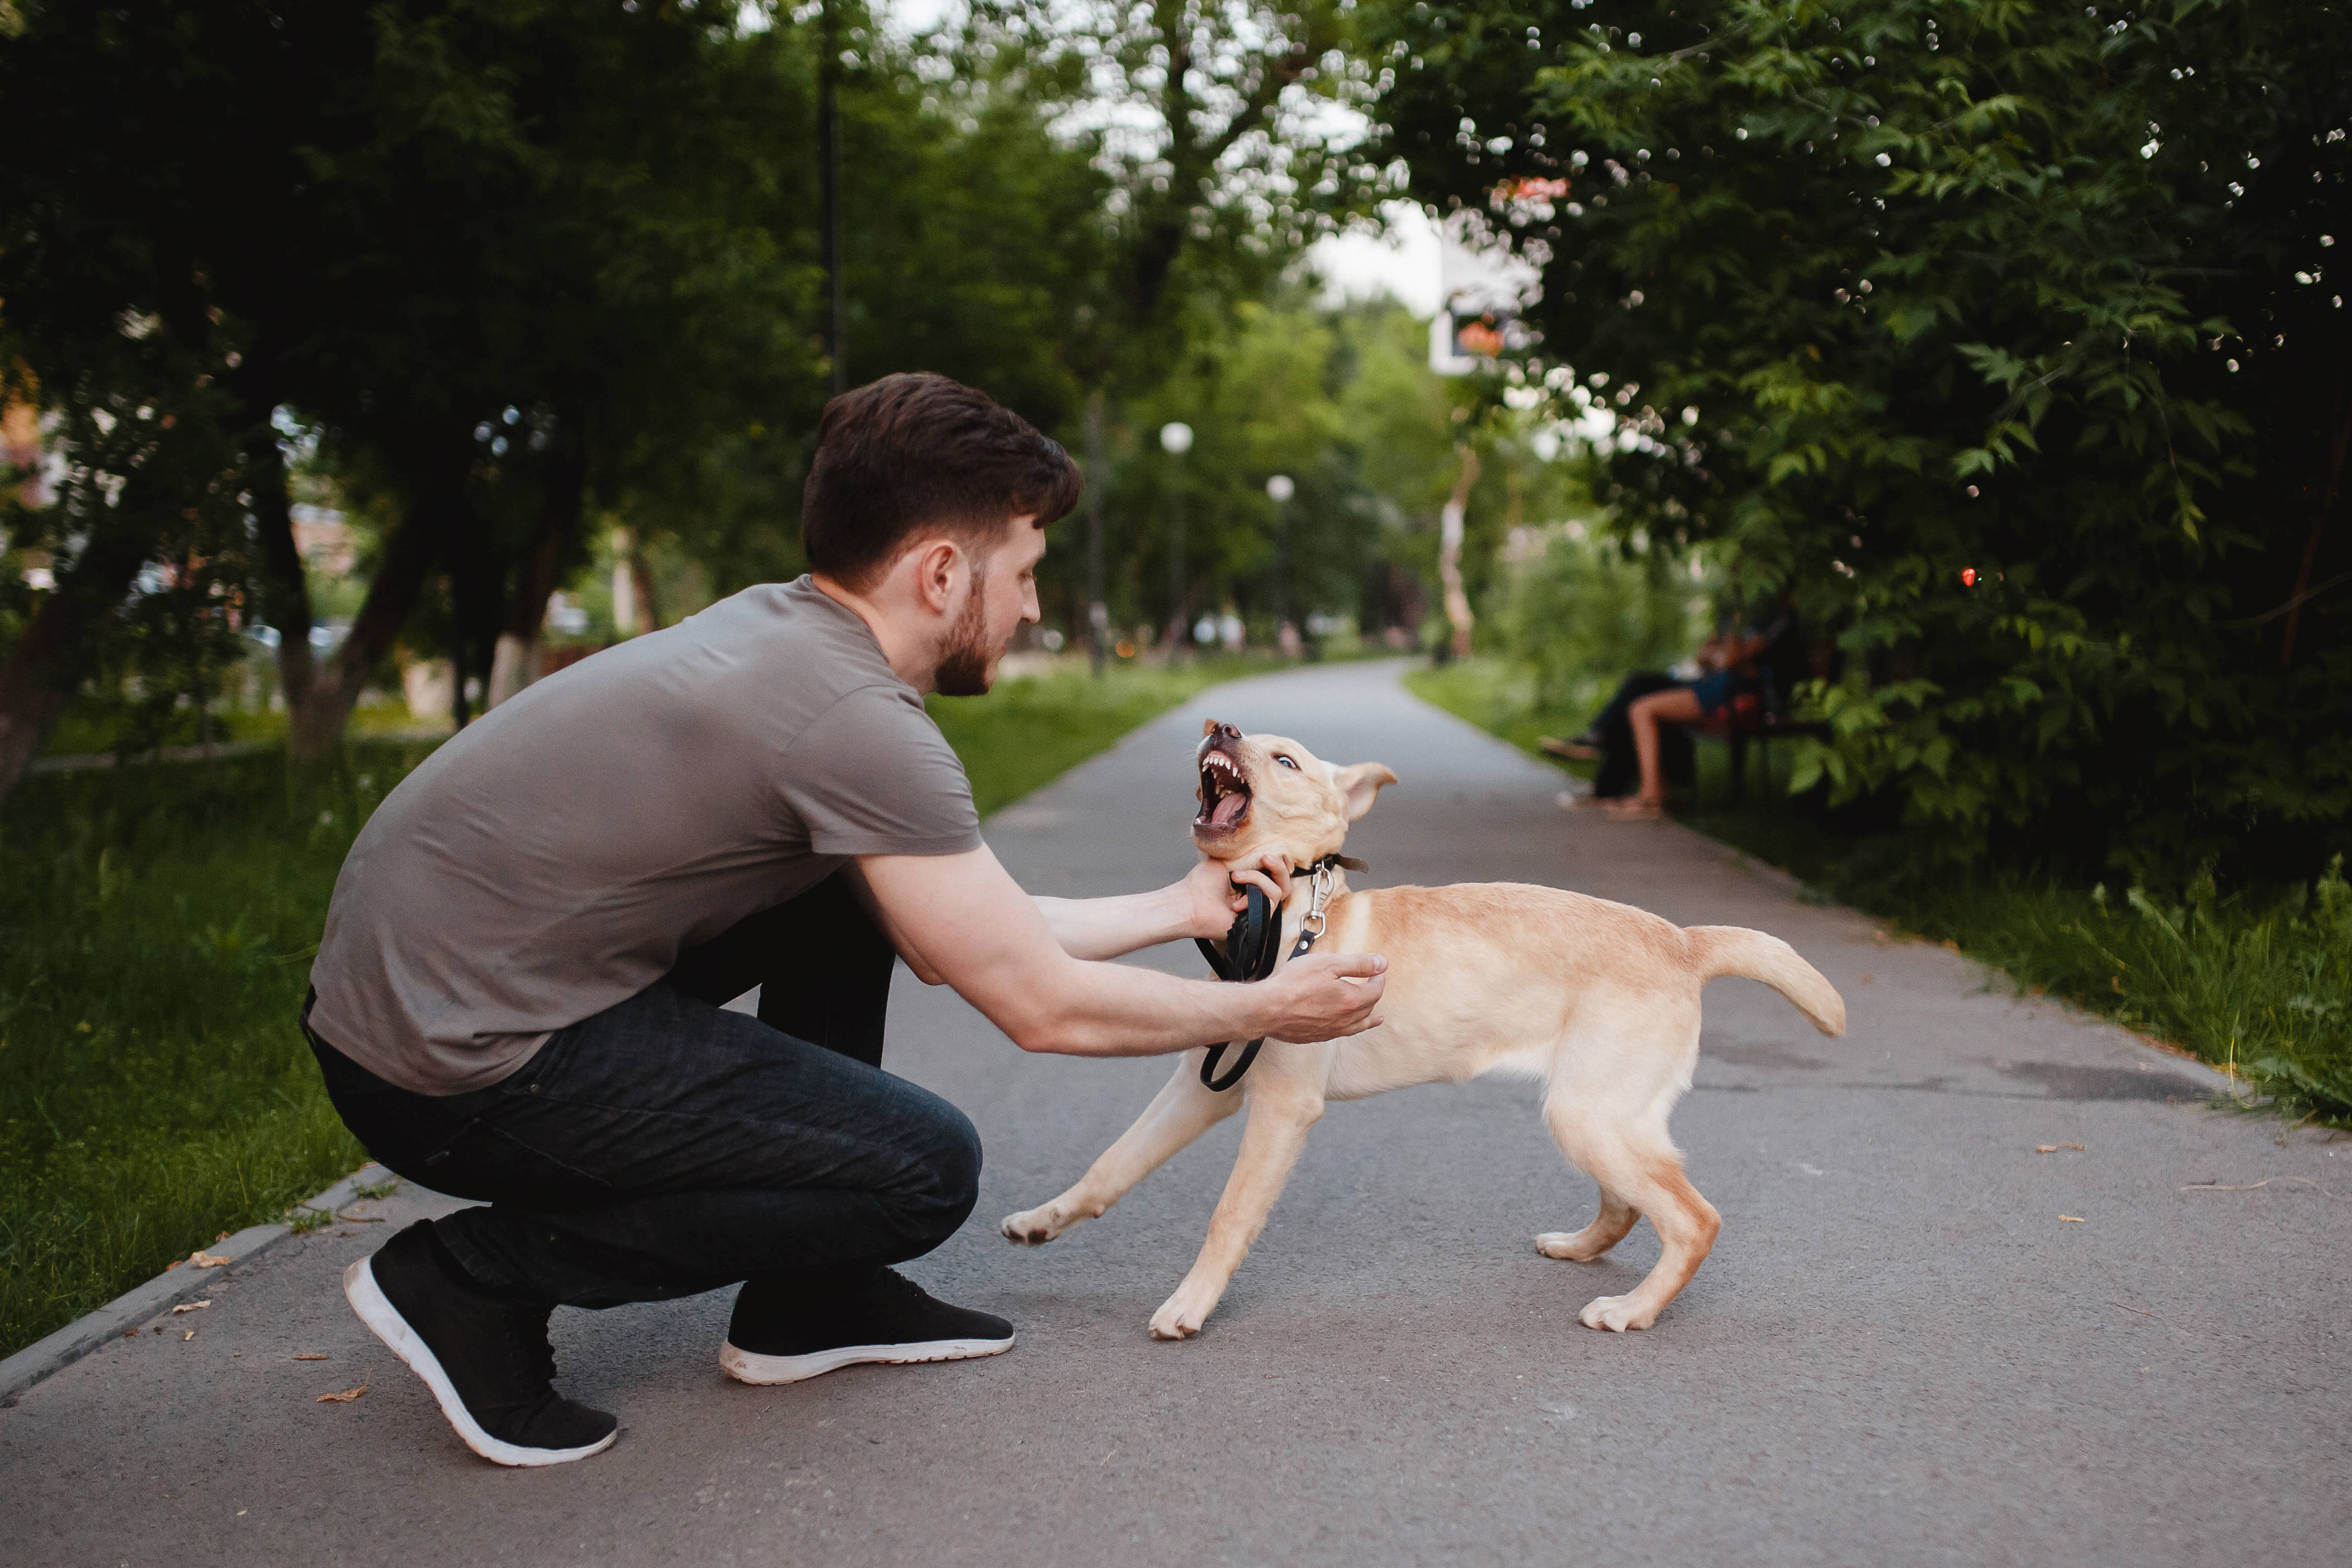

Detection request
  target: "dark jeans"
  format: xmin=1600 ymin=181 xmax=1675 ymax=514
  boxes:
xmin=1587 ymin=672 xmax=1696 ymax=799
xmin=302 ymin=873 xmax=981 ymax=1310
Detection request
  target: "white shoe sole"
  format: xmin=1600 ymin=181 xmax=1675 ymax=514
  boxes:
xmin=718 ymin=1333 xmax=1015 ymax=1386
xmin=343 ymin=1255 xmax=617 ymax=1467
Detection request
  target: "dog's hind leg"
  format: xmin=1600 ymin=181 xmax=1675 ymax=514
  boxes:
xmin=1539 ymin=1007 xmax=1719 ymax=1332
xmin=1544 ymin=1101 xmax=1720 ymax=1332
xmin=1147 ymin=1072 xmax=1324 ymax=1340
xmin=1000 ymin=1058 xmax=1238 ymax=1246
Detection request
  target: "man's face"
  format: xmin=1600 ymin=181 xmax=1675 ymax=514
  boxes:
xmin=934 ymin=515 xmax=1044 ymax=697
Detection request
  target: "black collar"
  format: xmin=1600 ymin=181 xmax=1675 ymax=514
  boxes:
xmin=1292 ymin=852 xmax=1367 ymax=877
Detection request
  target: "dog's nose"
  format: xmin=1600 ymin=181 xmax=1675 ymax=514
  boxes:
xmin=1212 ymin=721 xmax=1241 ymax=741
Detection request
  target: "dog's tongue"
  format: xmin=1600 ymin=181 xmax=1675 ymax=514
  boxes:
xmin=1210 ymin=790 xmax=1248 ymax=827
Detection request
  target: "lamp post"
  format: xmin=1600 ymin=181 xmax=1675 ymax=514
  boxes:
xmin=1265 ymin=473 xmax=1295 ymax=656
xmin=1160 ymin=421 xmax=1192 ymax=660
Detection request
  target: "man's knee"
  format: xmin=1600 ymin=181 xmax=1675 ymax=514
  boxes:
xmin=890 ymin=1092 xmax=982 ymax=1246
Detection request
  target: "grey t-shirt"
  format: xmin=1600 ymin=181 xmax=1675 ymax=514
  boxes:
xmin=308 ymin=577 xmax=981 ymax=1095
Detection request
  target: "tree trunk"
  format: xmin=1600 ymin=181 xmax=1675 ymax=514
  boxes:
xmin=0 ymin=526 xmax=152 ymax=803
xmin=246 ymin=414 xmax=318 ymax=711
xmin=2280 ymin=387 xmax=2350 ymax=668
xmin=488 ymin=432 xmax=588 ymax=708
xmin=1437 ymin=444 xmax=1479 ymax=661
xmin=286 ymin=458 xmax=456 ymax=761
xmin=629 ymin=542 xmax=662 ymax=633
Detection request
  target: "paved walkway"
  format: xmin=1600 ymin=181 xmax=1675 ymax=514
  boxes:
xmin=6 ymin=660 xmax=2345 ymax=1566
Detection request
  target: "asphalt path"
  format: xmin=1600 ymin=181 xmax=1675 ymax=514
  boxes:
xmin=6 ymin=658 xmax=2346 ymax=1566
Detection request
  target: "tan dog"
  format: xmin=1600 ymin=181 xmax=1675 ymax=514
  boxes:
xmin=1001 ymin=718 xmax=1847 ymax=1338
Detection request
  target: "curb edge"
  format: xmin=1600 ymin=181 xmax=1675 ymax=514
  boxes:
xmin=0 ymin=1162 xmax=394 ymax=1408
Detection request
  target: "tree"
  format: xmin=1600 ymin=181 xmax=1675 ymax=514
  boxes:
xmin=1368 ymin=0 xmax=2352 ymax=878
xmin=978 ymin=0 xmax=1388 ymax=643
xmin=0 ymin=1 xmax=824 ymax=786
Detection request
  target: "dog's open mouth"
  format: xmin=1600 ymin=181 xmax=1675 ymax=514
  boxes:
xmin=1195 ymin=747 xmax=1251 ymax=835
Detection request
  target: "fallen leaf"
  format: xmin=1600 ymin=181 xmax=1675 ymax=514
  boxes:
xmin=165 ymin=1259 xmax=184 ymax=1271
xmin=316 ymin=1382 xmax=368 ymax=1404
xmin=2058 ymin=1215 xmax=2086 ymax=1223
xmin=2035 ymin=1143 xmax=2087 ymax=1153
xmin=292 ymin=1353 xmax=329 ymax=1361
xmin=215 ymin=1231 xmax=230 ymax=1242
xmin=191 ymin=1249 xmax=231 ymax=1269
xmin=172 ymin=1300 xmax=211 ymax=1314
xmin=183 ymin=1329 xmax=196 ymax=1340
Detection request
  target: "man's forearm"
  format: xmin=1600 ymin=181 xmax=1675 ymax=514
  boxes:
xmin=1019 ymin=959 xmax=1269 ymax=1057
xmin=1033 ymin=884 xmax=1196 ymax=961
xmin=856 ymin=846 xmax=1382 ymax=1058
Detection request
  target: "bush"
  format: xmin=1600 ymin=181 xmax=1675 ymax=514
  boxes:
xmin=1486 ymin=523 xmax=1703 ymax=719
xmin=1370 ymin=0 xmax=2352 ymax=883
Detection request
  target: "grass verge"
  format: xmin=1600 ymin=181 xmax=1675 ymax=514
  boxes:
xmin=0 ymin=656 xmax=1244 ymax=1358
xmin=1406 ymin=657 xmax=2352 ymax=1128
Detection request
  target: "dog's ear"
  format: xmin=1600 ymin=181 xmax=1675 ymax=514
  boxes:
xmin=1201 ymin=717 xmax=1220 ymax=737
xmin=1332 ymin=762 xmax=1398 ymax=821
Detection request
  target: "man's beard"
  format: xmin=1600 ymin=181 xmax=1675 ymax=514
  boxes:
xmin=931 ymin=577 xmax=997 ymax=697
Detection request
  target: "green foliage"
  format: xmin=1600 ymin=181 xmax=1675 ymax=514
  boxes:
xmin=1367 ymin=0 xmax=2352 ymax=880
xmin=1488 ymin=522 xmax=1702 ymax=714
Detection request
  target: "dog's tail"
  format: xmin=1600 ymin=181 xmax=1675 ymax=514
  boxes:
xmin=1685 ymin=927 xmax=1847 ymax=1036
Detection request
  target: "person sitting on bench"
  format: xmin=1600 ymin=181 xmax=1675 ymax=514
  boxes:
xmin=1544 ymin=593 xmax=1800 ymax=819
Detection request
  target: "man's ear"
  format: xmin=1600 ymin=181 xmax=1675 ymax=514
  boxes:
xmin=1332 ymin=762 xmax=1398 ymax=822
xmin=906 ymin=538 xmax=963 ymax=615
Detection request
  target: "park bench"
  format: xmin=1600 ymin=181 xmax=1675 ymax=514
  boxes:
xmin=1677 ymin=690 xmax=1824 ymax=803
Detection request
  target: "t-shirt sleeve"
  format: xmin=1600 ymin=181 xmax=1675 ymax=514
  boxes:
xmin=779 ymin=684 xmax=983 ymax=856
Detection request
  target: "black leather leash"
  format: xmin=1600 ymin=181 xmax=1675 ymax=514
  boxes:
xmin=1192 ymin=852 xmax=1366 ymax=1092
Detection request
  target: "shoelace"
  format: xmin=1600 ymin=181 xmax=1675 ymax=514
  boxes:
xmin=863 ymin=1268 xmax=925 ymax=1310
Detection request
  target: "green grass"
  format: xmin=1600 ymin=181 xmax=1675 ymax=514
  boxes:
xmin=41 ymin=695 xmax=441 ymax=757
xmin=1407 ymin=656 xmax=2352 ymax=1128
xmin=0 ymin=656 xmax=1251 ymax=1357
xmin=0 ymin=749 xmax=431 ymax=1359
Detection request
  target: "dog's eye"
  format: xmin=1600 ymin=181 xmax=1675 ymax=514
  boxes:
xmin=1275 ymin=755 xmax=1300 ymax=770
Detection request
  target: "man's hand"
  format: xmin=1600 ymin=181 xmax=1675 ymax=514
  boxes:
xmin=1253 ymin=950 xmax=1386 ymax=1041
xmin=1179 ymin=850 xmax=1291 ymax=940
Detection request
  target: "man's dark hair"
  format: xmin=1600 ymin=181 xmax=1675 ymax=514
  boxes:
xmin=802 ymin=372 xmax=1082 ymax=588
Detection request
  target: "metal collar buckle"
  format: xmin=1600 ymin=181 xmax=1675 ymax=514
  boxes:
xmin=1301 ymin=862 xmax=1336 ymax=939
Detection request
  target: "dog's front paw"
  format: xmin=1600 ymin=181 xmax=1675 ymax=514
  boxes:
xmin=1577 ymin=1294 xmax=1659 ymax=1333
xmin=1147 ymin=1294 xmax=1208 ymax=1340
xmin=998 ymin=1204 xmax=1066 ymax=1245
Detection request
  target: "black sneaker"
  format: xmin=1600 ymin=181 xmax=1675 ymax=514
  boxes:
xmin=720 ymin=1268 xmax=1014 ymax=1386
xmin=343 ymin=1221 xmax=618 ymax=1467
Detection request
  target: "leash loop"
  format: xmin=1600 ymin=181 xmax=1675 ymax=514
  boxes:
xmin=1196 ymin=854 xmax=1356 ymax=1093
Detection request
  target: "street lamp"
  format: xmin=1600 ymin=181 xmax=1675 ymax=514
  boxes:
xmin=1266 ymin=474 xmax=1296 ymax=657
xmin=1160 ymin=423 xmax=1192 ymax=659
